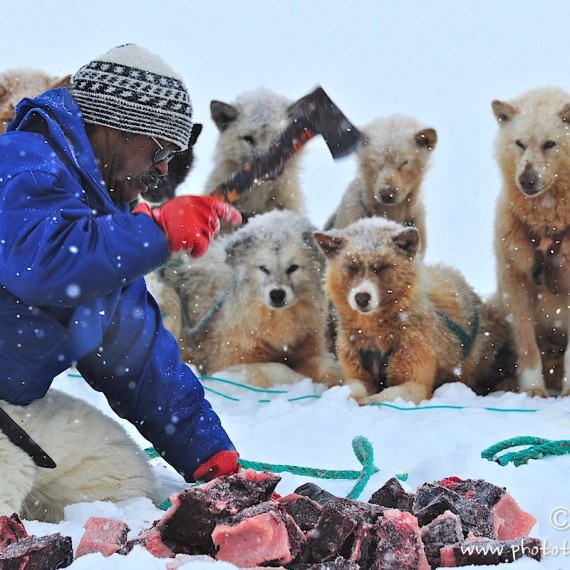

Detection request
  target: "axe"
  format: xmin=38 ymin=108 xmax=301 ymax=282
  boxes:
xmin=210 ymin=86 xmax=364 ymax=203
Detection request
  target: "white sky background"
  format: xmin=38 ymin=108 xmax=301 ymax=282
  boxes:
xmin=4 ymin=1 xmax=570 ymax=296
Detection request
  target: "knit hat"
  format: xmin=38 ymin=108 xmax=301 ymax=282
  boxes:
xmin=71 ymin=44 xmax=192 ymax=150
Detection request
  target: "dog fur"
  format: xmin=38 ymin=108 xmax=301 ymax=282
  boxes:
xmin=315 ymin=218 xmax=511 ymax=404
xmin=165 ymin=210 xmax=340 ymax=388
xmin=0 ymin=389 xmax=159 ymax=522
xmin=0 ymin=68 xmax=71 ymax=133
xmin=492 ymin=87 xmax=570 ymax=396
xmin=204 ymin=88 xmax=306 ymax=231
xmin=324 ymin=115 xmax=437 ymax=255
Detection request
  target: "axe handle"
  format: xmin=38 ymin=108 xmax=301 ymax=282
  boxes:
xmin=211 ymin=120 xmax=317 ymax=203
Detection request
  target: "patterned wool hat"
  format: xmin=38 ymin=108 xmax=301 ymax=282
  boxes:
xmin=71 ymin=44 xmax=193 ymax=150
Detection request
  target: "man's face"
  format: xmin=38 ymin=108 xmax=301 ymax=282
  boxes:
xmin=90 ymin=128 xmax=178 ymax=204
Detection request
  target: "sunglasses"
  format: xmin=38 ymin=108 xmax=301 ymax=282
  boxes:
xmin=151 ymin=136 xmax=180 ymax=164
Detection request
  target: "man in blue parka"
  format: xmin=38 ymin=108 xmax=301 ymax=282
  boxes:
xmin=0 ymin=44 xmax=242 ymax=483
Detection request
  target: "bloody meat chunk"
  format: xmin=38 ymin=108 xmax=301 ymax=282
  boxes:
xmin=420 ymin=510 xmax=463 ymax=569
xmin=413 ymin=483 xmax=495 ymax=538
xmin=75 ymin=516 xmax=130 ymax=558
xmin=0 ymin=533 xmax=73 ymax=569
xmin=371 ymin=509 xmax=430 ymax=570
xmin=445 ymin=478 xmax=505 ymax=507
xmin=122 ymin=526 xmax=175 ymax=558
xmin=279 ymin=494 xmax=323 ymax=532
xmin=212 ymin=501 xmax=306 ymax=567
xmin=491 ymin=492 xmax=537 ymax=540
xmin=157 ymin=469 xmax=281 ymax=555
xmin=294 ymin=483 xmax=337 ymax=506
xmin=368 ymin=477 xmax=414 ymax=512
xmin=291 ymin=557 xmax=360 ymax=569
xmin=439 ymin=536 xmax=543 ymax=566
xmin=305 ymin=497 xmax=383 ymax=564
xmin=0 ymin=514 xmax=28 ymax=551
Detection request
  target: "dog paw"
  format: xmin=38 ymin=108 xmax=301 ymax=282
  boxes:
xmin=360 ymin=383 xmax=430 ymax=405
xmin=522 ymin=386 xmax=549 ymax=398
xmin=345 ymin=379 xmax=370 ymax=401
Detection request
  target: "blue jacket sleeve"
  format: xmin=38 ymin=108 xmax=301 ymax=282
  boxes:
xmin=0 ymin=169 xmax=168 ymax=307
xmin=76 ymin=278 xmax=236 ymax=481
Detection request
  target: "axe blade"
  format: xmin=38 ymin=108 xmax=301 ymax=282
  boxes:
xmin=211 ymin=86 xmax=364 ymax=204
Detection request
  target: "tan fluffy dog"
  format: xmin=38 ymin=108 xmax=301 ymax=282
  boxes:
xmin=205 ymin=88 xmax=306 ymax=231
xmin=492 ymin=87 xmax=570 ymax=396
xmin=324 ymin=115 xmax=437 ymax=255
xmin=165 ymin=210 xmax=340 ymax=388
xmin=315 ymin=218 xmax=511 ymax=404
xmin=0 ymin=68 xmax=70 ymax=132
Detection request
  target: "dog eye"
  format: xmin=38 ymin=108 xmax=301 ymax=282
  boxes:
xmin=286 ymin=264 xmax=299 ymax=274
xmin=242 ymin=135 xmax=255 ymax=146
xmin=345 ymin=260 xmax=360 ymax=274
xmin=259 ymin=265 xmax=270 ymax=274
xmin=515 ymin=139 xmax=526 ymax=150
xmin=371 ymin=263 xmax=389 ymax=274
xmin=543 ymin=140 xmax=556 ymax=151
xmin=399 ymin=159 xmax=410 ymax=169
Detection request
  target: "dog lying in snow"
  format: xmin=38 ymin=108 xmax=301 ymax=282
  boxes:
xmin=0 ymin=389 xmax=160 ymax=522
xmin=163 ymin=210 xmax=341 ymax=388
xmin=324 ymin=114 xmax=437 ymax=256
xmin=314 ymin=218 xmax=512 ymax=404
xmin=204 ymin=88 xmax=306 ymax=232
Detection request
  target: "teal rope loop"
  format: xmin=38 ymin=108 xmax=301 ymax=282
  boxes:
xmin=239 ymin=436 xmax=379 ymax=500
xmin=481 ymin=436 xmax=570 ymax=467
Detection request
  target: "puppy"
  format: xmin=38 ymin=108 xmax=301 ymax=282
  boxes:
xmin=0 ymin=68 xmax=71 ymax=132
xmin=0 ymin=389 xmax=159 ymax=522
xmin=315 ymin=218 xmax=511 ymax=404
xmin=165 ymin=210 xmax=340 ymax=388
xmin=324 ymin=114 xmax=437 ymax=255
xmin=204 ymin=88 xmax=306 ymax=231
xmin=492 ymin=87 xmax=570 ymax=396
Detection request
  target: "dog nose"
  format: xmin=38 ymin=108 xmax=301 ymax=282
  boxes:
xmin=270 ymin=288 xmax=287 ymax=307
xmin=355 ymin=292 xmax=371 ymax=310
xmin=378 ymin=186 xmax=398 ymax=204
xmin=519 ymin=165 xmax=540 ymax=194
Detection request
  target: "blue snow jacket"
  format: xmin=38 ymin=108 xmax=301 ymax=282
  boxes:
xmin=0 ymin=88 xmax=235 ymax=480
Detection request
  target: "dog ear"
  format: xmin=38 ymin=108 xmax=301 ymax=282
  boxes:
xmin=415 ymin=127 xmax=437 ymax=151
xmin=559 ymin=104 xmax=570 ymax=124
xmin=225 ymin=233 xmax=256 ymax=265
xmin=492 ymin=100 xmax=517 ymax=124
xmin=210 ymin=101 xmax=239 ymax=132
xmin=50 ymin=74 xmax=72 ymax=89
xmin=313 ymin=231 xmax=345 ymax=258
xmin=189 ymin=123 xmax=203 ymax=146
xmin=392 ymin=227 xmax=419 ymax=258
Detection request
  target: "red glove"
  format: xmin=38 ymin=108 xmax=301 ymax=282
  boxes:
xmin=133 ymin=196 xmax=242 ymax=256
xmin=192 ymin=450 xmax=240 ymax=482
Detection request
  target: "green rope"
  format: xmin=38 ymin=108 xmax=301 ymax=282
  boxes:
xmin=481 ymin=436 xmax=570 ymax=466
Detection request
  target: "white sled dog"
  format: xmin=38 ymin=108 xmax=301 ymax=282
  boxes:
xmin=0 ymin=389 xmax=159 ymax=522
xmin=324 ymin=114 xmax=437 ymax=255
xmin=204 ymin=88 xmax=306 ymax=232
xmin=166 ymin=210 xmax=340 ymax=388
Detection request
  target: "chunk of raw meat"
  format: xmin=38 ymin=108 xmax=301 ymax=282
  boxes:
xmin=441 ymin=477 xmax=506 ymax=508
xmin=75 ymin=516 xmax=130 ymax=558
xmin=291 ymin=557 xmax=360 ymax=569
xmin=0 ymin=533 xmax=73 ymax=569
xmin=420 ymin=510 xmax=463 ymax=569
xmin=122 ymin=526 xmax=175 ymax=558
xmin=413 ymin=483 xmax=495 ymax=538
xmin=294 ymin=483 xmax=337 ymax=506
xmin=157 ymin=469 xmax=281 ymax=554
xmin=212 ymin=501 xmax=306 ymax=567
xmin=306 ymin=497 xmax=383 ymax=563
xmin=439 ymin=536 xmax=542 ymax=566
xmin=0 ymin=514 xmax=28 ymax=551
xmin=492 ymin=492 xmax=537 ymax=540
xmin=368 ymin=477 xmax=414 ymax=512
xmin=371 ymin=509 xmax=430 ymax=570
xmin=279 ymin=493 xmax=323 ymax=532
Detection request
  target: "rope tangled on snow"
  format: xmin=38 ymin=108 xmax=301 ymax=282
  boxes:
xmin=481 ymin=436 xmax=570 ymax=466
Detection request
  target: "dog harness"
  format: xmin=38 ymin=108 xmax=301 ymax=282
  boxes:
xmin=359 ymin=305 xmax=480 ymax=387
xmin=0 ymin=407 xmax=56 ymax=468
xmin=528 ymin=227 xmax=570 ymax=295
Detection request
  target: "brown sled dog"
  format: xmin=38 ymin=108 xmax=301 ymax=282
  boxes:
xmin=315 ymin=218 xmax=511 ymax=404
xmin=492 ymin=87 xmax=570 ymax=396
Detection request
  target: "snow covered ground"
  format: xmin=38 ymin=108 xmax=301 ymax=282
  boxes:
xmin=17 ymin=368 xmax=570 ymax=569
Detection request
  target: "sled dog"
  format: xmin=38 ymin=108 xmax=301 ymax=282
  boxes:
xmin=492 ymin=87 xmax=570 ymax=396
xmin=315 ymin=218 xmax=511 ymax=404
xmin=166 ymin=210 xmax=340 ymax=388
xmin=324 ymin=114 xmax=437 ymax=255
xmin=0 ymin=389 xmax=159 ymax=522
